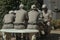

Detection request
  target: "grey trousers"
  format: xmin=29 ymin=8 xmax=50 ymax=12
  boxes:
xmin=2 ymin=24 xmax=13 ymax=29
xmin=27 ymin=25 xmax=39 ymax=29
xmin=14 ymin=25 xmax=26 ymax=40
xmin=14 ymin=25 xmax=25 ymax=29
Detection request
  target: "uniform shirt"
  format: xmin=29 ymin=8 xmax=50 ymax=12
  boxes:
xmin=3 ymin=14 xmax=15 ymax=23
xmin=28 ymin=10 xmax=40 ymax=23
xmin=14 ymin=9 xmax=27 ymax=23
xmin=42 ymin=10 xmax=52 ymax=21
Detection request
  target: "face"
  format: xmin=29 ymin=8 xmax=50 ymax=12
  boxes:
xmin=42 ymin=7 xmax=47 ymax=11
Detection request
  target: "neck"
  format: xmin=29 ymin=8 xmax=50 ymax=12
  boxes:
xmin=43 ymin=10 xmax=47 ymax=13
xmin=32 ymin=9 xmax=38 ymax=11
xmin=20 ymin=8 xmax=23 ymax=9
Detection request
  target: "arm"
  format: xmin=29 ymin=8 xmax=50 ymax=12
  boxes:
xmin=3 ymin=16 xmax=5 ymax=23
xmin=25 ymin=12 xmax=29 ymax=21
xmin=38 ymin=11 xmax=43 ymax=21
xmin=3 ymin=18 xmax=5 ymax=23
xmin=48 ymin=11 xmax=52 ymax=22
xmin=12 ymin=15 xmax=16 ymax=22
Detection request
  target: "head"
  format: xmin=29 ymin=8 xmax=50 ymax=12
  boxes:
xmin=31 ymin=4 xmax=36 ymax=10
xmin=42 ymin=4 xmax=48 ymax=11
xmin=9 ymin=10 xmax=15 ymax=15
xmin=19 ymin=3 xmax=24 ymax=9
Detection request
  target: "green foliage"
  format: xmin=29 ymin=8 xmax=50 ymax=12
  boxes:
xmin=0 ymin=0 xmax=20 ymax=28
xmin=21 ymin=0 xmax=37 ymax=10
xmin=51 ymin=19 xmax=60 ymax=29
xmin=20 ymin=0 xmax=43 ymax=10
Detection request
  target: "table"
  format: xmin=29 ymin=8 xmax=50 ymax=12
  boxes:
xmin=0 ymin=29 xmax=39 ymax=40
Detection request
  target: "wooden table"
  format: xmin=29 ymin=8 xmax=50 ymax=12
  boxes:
xmin=0 ymin=29 xmax=39 ymax=40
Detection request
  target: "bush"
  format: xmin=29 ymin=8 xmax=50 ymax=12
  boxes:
xmin=56 ymin=20 xmax=60 ymax=28
xmin=51 ymin=19 xmax=60 ymax=29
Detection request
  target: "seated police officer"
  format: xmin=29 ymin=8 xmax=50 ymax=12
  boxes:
xmin=27 ymin=4 xmax=40 ymax=40
xmin=14 ymin=3 xmax=27 ymax=40
xmin=2 ymin=10 xmax=15 ymax=40
xmin=2 ymin=10 xmax=15 ymax=29
xmin=42 ymin=4 xmax=52 ymax=36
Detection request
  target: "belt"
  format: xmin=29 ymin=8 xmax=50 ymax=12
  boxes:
xmin=14 ymin=23 xmax=25 ymax=25
xmin=4 ymin=23 xmax=13 ymax=24
xmin=28 ymin=23 xmax=38 ymax=25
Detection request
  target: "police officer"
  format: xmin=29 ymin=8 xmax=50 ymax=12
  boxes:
xmin=2 ymin=10 xmax=15 ymax=40
xmin=37 ymin=8 xmax=44 ymax=37
xmin=42 ymin=4 xmax=52 ymax=36
xmin=27 ymin=4 xmax=40 ymax=40
xmin=2 ymin=10 xmax=15 ymax=29
xmin=14 ymin=3 xmax=27 ymax=40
